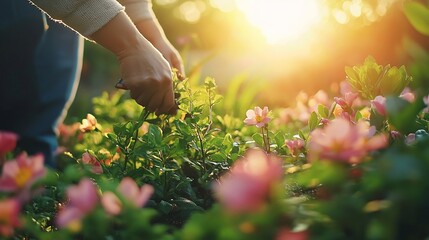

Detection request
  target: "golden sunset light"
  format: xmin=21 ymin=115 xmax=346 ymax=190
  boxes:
xmin=234 ymin=0 xmax=324 ymax=43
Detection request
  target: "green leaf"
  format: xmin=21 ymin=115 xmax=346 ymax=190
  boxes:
xmin=148 ymin=124 xmax=163 ymax=144
xmin=173 ymin=198 xmax=204 ymax=212
xmin=158 ymin=200 xmax=174 ymax=214
xmin=171 ymin=198 xmax=204 ymax=222
xmin=344 ymin=56 xmax=411 ymax=100
xmin=252 ymin=133 xmax=264 ymax=146
xmin=404 ymin=1 xmax=429 ymax=36
xmin=369 ymin=109 xmax=385 ymax=131
xmin=204 ymin=77 xmax=217 ymax=90
xmin=355 ymin=110 xmax=363 ymax=121
xmin=308 ymin=111 xmax=320 ymax=131
xmin=379 ymin=66 xmax=412 ymax=96
xmin=174 ymin=119 xmax=192 ymax=136
xmin=318 ymin=104 xmax=329 ymax=118
xmin=386 ymin=96 xmax=424 ymax=133
xmin=296 ymin=161 xmax=347 ymax=188
xmin=113 ymin=123 xmax=123 ymax=134
xmin=274 ymin=132 xmax=285 ymax=148
xmin=105 ymin=133 xmax=117 ymax=141
xmin=211 ymin=152 xmax=227 ymax=162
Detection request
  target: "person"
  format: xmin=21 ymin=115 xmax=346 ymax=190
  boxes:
xmin=0 ymin=0 xmax=185 ymax=166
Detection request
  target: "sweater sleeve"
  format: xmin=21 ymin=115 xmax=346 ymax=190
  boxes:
xmin=29 ymin=0 xmax=125 ymax=37
xmin=117 ymin=0 xmax=155 ymax=23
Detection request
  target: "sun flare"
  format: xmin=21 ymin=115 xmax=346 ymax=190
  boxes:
xmin=234 ymin=0 xmax=324 ymax=44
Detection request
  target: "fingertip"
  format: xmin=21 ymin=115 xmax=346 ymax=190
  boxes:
xmin=177 ymin=71 xmax=186 ymax=81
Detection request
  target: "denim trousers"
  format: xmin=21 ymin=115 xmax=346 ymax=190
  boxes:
xmin=0 ymin=0 xmax=83 ymax=166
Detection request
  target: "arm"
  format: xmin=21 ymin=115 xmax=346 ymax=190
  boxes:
xmin=119 ymin=0 xmax=185 ymax=79
xmin=29 ymin=0 xmax=124 ymax=37
xmin=29 ymin=0 xmax=177 ymax=114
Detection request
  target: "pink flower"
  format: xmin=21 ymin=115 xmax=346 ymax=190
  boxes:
xmin=400 ymin=88 xmax=415 ymax=102
xmin=405 ymin=133 xmax=416 ymax=145
xmin=0 ymin=153 xmax=46 ymax=192
xmin=101 ymin=177 xmax=154 ymax=215
xmin=81 ymin=152 xmax=103 ymax=174
xmin=276 ymin=228 xmax=308 ymax=240
xmin=334 ymin=92 xmax=359 ymax=114
xmin=400 ymin=92 xmax=415 ymax=102
xmin=79 ymin=113 xmax=97 ymax=132
xmin=0 ymin=131 xmax=18 ymax=155
xmin=56 ymin=178 xmax=99 ymax=229
xmin=213 ymin=149 xmax=283 ymax=213
xmin=371 ymin=95 xmax=387 ymax=116
xmin=285 ymin=138 xmax=305 ymax=157
xmin=308 ymin=118 xmax=388 ymax=164
xmin=244 ymin=107 xmax=271 ymax=128
xmin=0 ymin=198 xmax=21 ymax=237
xmin=117 ymin=177 xmax=154 ymax=207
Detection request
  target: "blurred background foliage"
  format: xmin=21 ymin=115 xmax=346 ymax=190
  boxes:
xmin=67 ymin=0 xmax=429 ymax=122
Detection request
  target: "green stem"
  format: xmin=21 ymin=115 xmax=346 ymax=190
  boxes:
xmin=261 ymin=126 xmax=271 ymax=153
xmin=195 ymin=126 xmax=206 ymax=172
xmin=123 ymin=108 xmax=150 ymax=171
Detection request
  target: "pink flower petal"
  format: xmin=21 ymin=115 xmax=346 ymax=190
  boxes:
xmin=371 ymin=96 xmax=387 ymax=116
xmin=254 ymin=107 xmax=263 ymax=116
xmin=67 ymin=178 xmax=99 ymax=212
xmin=81 ymin=153 xmax=103 ymax=174
xmin=118 ymin=177 xmax=139 ymax=205
xmin=245 ymin=110 xmax=256 ymax=118
xmin=0 ymin=131 xmax=18 ymax=155
xmin=56 ymin=207 xmax=84 ymax=228
xmin=214 ymin=149 xmax=283 ymax=213
xmin=0 ymin=198 xmax=21 ymax=237
xmin=101 ymin=192 xmax=122 ymax=215
xmin=136 ymin=184 xmax=154 ymax=207
xmin=308 ymin=118 xmax=387 ymax=164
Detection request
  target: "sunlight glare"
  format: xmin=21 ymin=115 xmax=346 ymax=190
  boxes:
xmin=234 ymin=0 xmax=323 ymax=44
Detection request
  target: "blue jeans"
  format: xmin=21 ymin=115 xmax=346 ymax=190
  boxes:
xmin=0 ymin=0 xmax=83 ymax=166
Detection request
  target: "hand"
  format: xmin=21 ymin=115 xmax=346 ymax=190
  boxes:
xmin=118 ymin=42 xmax=177 ymax=115
xmin=90 ymin=12 xmax=177 ymax=115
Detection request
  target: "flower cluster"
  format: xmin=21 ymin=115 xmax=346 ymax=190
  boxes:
xmin=56 ymin=177 xmax=154 ymax=230
xmin=0 ymin=131 xmax=47 ymax=237
xmin=102 ymin=177 xmax=154 ymax=215
xmin=308 ymin=118 xmax=388 ymax=164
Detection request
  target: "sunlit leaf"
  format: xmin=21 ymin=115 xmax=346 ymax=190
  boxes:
xmin=309 ymin=111 xmax=319 ymax=131
xmin=318 ymin=104 xmax=329 ymax=118
xmin=252 ymin=133 xmax=264 ymax=147
xmin=404 ymin=1 xmax=429 ymax=36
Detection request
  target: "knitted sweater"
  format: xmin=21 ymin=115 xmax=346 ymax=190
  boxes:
xmin=29 ymin=0 xmax=154 ymax=37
